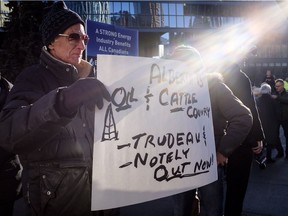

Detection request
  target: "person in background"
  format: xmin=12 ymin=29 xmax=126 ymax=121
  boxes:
xmin=221 ymin=63 xmax=264 ymax=216
xmin=0 ymin=2 xmax=117 ymax=216
xmin=252 ymin=86 xmax=261 ymax=99
xmin=283 ymin=77 xmax=288 ymax=91
xmin=256 ymin=83 xmax=279 ymax=163
xmin=263 ymin=69 xmax=276 ymax=94
xmin=272 ymin=79 xmax=288 ymax=159
xmin=0 ymin=75 xmax=22 ymax=216
xmin=169 ymin=45 xmax=253 ymax=216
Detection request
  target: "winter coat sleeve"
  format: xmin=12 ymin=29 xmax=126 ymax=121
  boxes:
xmin=225 ymin=70 xmax=265 ymax=145
xmin=0 ymin=70 xmax=73 ymax=154
xmin=276 ymin=92 xmax=288 ymax=104
xmin=209 ymin=77 xmax=253 ymax=157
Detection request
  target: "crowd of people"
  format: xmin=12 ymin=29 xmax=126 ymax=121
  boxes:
xmin=255 ymin=71 xmax=288 ymax=163
xmin=0 ymin=1 xmax=287 ymax=216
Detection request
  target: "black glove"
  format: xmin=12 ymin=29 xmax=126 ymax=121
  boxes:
xmin=56 ymin=78 xmax=111 ymax=116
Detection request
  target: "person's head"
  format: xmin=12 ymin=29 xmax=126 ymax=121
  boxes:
xmin=260 ymin=83 xmax=271 ymax=95
xmin=266 ymin=69 xmax=272 ymax=77
xmin=40 ymin=1 xmax=88 ymax=66
xmin=252 ymin=86 xmax=261 ymax=97
xmin=275 ymin=79 xmax=285 ymax=93
xmin=248 ymin=45 xmax=258 ymax=57
xmin=169 ymin=45 xmax=204 ymax=73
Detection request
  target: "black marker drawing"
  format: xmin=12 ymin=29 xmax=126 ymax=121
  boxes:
xmin=101 ymin=103 xmax=119 ymax=141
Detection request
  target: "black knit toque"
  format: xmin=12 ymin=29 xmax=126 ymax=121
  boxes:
xmin=40 ymin=1 xmax=85 ymax=46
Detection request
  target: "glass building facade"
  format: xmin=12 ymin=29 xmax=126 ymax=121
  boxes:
xmin=64 ymin=1 xmax=288 ymax=85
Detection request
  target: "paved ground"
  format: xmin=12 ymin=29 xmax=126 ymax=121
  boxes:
xmin=241 ymin=128 xmax=288 ymax=216
xmin=242 ymin=151 xmax=288 ymax=216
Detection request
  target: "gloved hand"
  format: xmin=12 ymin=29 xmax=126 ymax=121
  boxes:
xmin=57 ymin=78 xmax=111 ymax=115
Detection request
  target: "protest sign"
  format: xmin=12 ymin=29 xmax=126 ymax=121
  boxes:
xmin=91 ymin=55 xmax=217 ymax=210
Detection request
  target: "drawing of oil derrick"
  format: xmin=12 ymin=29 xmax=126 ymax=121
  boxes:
xmin=102 ymin=103 xmax=119 ymax=141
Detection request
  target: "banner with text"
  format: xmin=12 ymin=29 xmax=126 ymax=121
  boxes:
xmin=92 ymin=55 xmax=217 ymax=210
xmin=86 ymin=20 xmax=138 ymax=67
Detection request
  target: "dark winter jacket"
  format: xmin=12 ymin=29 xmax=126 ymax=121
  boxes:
xmin=274 ymin=89 xmax=288 ymax=121
xmin=256 ymin=94 xmax=278 ymax=144
xmin=0 ymin=48 xmax=95 ymax=216
xmin=222 ymin=65 xmax=264 ymax=147
xmin=0 ymin=77 xmax=14 ymax=166
xmin=0 ymin=77 xmax=22 ymax=203
xmin=207 ymin=73 xmax=253 ymax=157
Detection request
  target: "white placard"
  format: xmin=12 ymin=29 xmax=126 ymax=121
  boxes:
xmin=91 ymin=55 xmax=217 ymax=210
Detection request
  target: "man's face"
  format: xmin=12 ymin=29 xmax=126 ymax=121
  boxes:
xmin=266 ymin=70 xmax=272 ymax=76
xmin=275 ymin=81 xmax=284 ymax=93
xmin=48 ymin=23 xmax=88 ymax=66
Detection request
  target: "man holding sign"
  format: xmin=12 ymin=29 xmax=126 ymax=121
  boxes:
xmin=0 ymin=2 xmax=115 ymax=216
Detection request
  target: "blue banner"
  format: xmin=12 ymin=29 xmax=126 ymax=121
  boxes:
xmin=86 ymin=20 xmax=138 ymax=65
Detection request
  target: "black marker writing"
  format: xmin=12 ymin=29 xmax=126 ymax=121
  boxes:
xmin=159 ymin=88 xmax=197 ymax=107
xmin=133 ymin=148 xmax=190 ymax=168
xmin=187 ymin=106 xmax=210 ymax=119
xmin=132 ymin=132 xmax=201 ymax=149
xmin=111 ymin=87 xmax=138 ymax=112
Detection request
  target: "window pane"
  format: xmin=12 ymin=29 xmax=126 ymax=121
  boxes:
xmin=176 ymin=3 xmax=184 ymax=15
xmin=122 ymin=2 xmax=129 ymax=11
xmin=177 ymin=16 xmax=184 ymax=28
xmin=169 ymin=3 xmax=176 ymax=15
xmin=169 ymin=16 xmax=176 ymax=27
xmin=162 ymin=3 xmax=169 ymax=15
xmin=184 ymin=16 xmax=191 ymax=28
xmin=129 ymin=2 xmax=135 ymax=14
xmin=113 ymin=2 xmax=122 ymax=13
xmin=163 ymin=16 xmax=169 ymax=27
xmin=109 ymin=2 xmax=114 ymax=13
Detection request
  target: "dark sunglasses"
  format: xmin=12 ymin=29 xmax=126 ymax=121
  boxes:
xmin=58 ymin=33 xmax=89 ymax=45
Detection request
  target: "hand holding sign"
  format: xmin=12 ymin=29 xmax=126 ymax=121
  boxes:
xmin=57 ymin=78 xmax=111 ymax=115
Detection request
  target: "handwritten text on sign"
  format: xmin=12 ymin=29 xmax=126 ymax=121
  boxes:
xmin=92 ymin=55 xmax=217 ymax=210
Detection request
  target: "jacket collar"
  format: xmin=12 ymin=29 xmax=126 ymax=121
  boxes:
xmin=40 ymin=47 xmax=79 ymax=84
